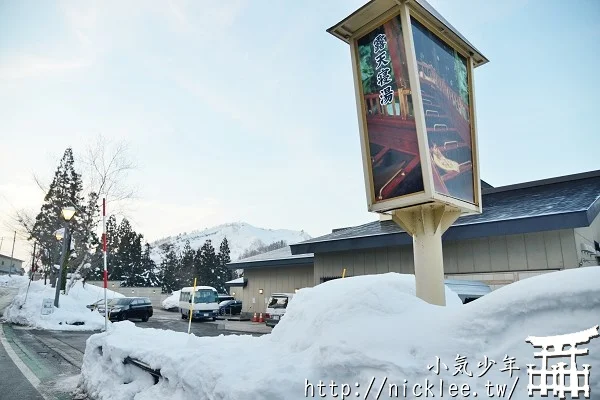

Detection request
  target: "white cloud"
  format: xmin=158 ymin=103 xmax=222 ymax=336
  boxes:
xmin=0 ymin=55 xmax=91 ymax=80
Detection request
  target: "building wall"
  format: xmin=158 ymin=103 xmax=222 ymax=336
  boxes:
xmin=238 ymin=265 xmax=313 ymax=314
xmin=86 ymin=281 xmax=169 ymax=305
xmin=314 ymin=229 xmax=578 ymax=289
xmin=574 ymin=213 xmax=600 ymax=266
xmin=0 ymin=255 xmax=24 ymax=275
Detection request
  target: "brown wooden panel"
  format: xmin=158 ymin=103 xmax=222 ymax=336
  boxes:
xmin=559 ymin=229 xmax=577 ymax=269
xmin=388 ymin=247 xmax=402 ymax=273
xmin=543 ymin=231 xmax=564 ymax=269
xmin=472 ymin=237 xmax=491 ymax=273
xmin=442 ymin=241 xmax=459 ymax=274
xmin=456 ymin=241 xmax=475 ymax=273
xmin=488 ymin=236 xmax=509 ymax=272
xmin=506 ymin=235 xmax=527 ymax=271
xmin=375 ymin=248 xmax=389 ymax=275
xmin=524 ymin=232 xmax=548 ymax=270
xmin=400 ymin=245 xmax=414 ymax=274
xmin=353 ymin=251 xmax=366 ymax=277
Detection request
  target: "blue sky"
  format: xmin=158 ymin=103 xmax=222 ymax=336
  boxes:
xmin=1 ymin=0 xmax=599 ymax=261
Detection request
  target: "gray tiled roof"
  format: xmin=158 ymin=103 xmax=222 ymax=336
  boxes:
xmin=227 ymin=246 xmax=313 ymax=269
xmin=291 ymin=170 xmax=600 ymax=255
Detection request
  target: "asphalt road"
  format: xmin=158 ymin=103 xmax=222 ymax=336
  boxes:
xmin=0 ymin=308 xmax=261 ymax=400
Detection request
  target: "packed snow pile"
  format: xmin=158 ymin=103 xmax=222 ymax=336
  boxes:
xmin=78 ymin=268 xmax=600 ymax=400
xmin=0 ymin=274 xmax=30 ymax=288
xmin=3 ymin=279 xmax=124 ymax=331
xmin=0 ymin=275 xmax=29 ymax=316
xmin=161 ymin=290 xmax=180 ymax=310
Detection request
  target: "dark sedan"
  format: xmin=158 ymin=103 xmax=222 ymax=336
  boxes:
xmin=219 ymin=300 xmax=242 ymax=316
xmin=98 ymin=297 xmax=153 ymax=322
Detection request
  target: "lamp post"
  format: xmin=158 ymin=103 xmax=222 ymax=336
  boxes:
xmin=53 ymin=206 xmax=76 ymax=308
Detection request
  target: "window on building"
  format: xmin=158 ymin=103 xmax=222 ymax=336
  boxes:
xmin=321 ymin=276 xmax=342 ymax=283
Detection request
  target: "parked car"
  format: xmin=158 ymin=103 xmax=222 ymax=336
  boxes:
xmin=86 ymin=299 xmax=104 ymax=311
xmin=219 ymin=300 xmax=242 ymax=315
xmin=265 ymin=293 xmax=294 ymax=327
xmin=218 ymin=294 xmax=235 ymax=302
xmin=98 ymin=297 xmax=153 ymax=322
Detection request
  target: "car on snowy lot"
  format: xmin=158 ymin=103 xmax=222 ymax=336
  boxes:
xmin=86 ymin=299 xmax=105 ymax=311
xmin=219 ymin=300 xmax=242 ymax=316
xmin=98 ymin=297 xmax=153 ymax=322
xmin=264 ymin=293 xmax=294 ymax=327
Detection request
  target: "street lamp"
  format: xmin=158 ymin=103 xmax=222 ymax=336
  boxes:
xmin=61 ymin=207 xmax=76 ymax=221
xmin=54 ymin=206 xmax=76 ymax=308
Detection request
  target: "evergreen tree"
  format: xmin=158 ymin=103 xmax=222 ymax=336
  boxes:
xmin=215 ymin=237 xmax=232 ymax=293
xmin=30 ymin=148 xmax=86 ymax=289
xmin=178 ymin=240 xmax=195 ymax=287
xmin=86 ymin=214 xmax=118 ymax=281
xmin=160 ymin=244 xmax=181 ymax=294
xmin=117 ymin=219 xmax=144 ymax=286
xmin=140 ymin=243 xmax=160 ymax=287
xmin=197 ymin=240 xmax=219 ymax=288
xmin=106 ymin=216 xmax=125 ymax=281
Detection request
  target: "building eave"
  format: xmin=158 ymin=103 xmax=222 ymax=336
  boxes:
xmin=291 ymin=210 xmax=594 ymax=255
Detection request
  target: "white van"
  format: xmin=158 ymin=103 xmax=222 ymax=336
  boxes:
xmin=265 ymin=293 xmax=294 ymax=327
xmin=179 ymin=286 xmax=220 ymax=320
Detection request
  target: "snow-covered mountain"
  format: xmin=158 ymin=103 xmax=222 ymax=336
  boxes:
xmin=149 ymin=222 xmax=311 ymax=265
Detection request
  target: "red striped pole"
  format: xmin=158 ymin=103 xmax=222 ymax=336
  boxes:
xmin=103 ymin=197 xmax=108 ymax=331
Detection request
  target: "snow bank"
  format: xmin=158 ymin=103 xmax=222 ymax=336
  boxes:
xmin=161 ymin=290 xmax=180 ymax=310
xmin=3 ymin=279 xmax=124 ymax=331
xmin=79 ymin=268 xmax=600 ymax=400
xmin=0 ymin=274 xmax=30 ymax=287
xmin=0 ymin=275 xmax=30 ymax=316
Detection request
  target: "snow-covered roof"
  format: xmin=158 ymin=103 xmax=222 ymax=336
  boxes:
xmin=225 ymin=277 xmax=245 ymax=285
xmin=291 ymin=170 xmax=600 ymax=255
xmin=227 ymin=246 xmax=313 ymax=270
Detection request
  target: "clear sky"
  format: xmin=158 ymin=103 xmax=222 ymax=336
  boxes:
xmin=1 ymin=0 xmax=599 ymax=263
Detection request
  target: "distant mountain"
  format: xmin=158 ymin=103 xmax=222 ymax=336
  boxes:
xmin=149 ymin=222 xmax=311 ymax=265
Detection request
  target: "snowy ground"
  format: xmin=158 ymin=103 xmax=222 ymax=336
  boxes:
xmin=77 ymin=267 xmax=600 ymax=400
xmin=2 ymin=276 xmax=124 ymax=331
xmin=161 ymin=290 xmax=180 ymax=310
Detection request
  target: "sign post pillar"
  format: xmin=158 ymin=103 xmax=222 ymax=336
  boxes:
xmin=392 ymin=204 xmax=460 ymax=306
xmin=327 ymin=0 xmax=487 ymax=306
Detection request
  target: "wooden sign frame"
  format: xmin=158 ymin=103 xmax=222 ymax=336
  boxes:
xmin=330 ymin=0 xmax=487 ymax=215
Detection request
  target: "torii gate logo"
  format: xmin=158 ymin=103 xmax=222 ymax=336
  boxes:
xmin=526 ymin=325 xmax=599 ymax=399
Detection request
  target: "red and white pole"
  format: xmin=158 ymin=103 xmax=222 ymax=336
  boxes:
xmin=102 ymin=197 xmax=108 ymax=331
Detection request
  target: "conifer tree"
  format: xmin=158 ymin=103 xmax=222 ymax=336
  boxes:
xmin=117 ymin=219 xmax=144 ymax=286
xmin=215 ymin=237 xmax=232 ymax=293
xmin=179 ymin=240 xmax=195 ymax=287
xmin=140 ymin=243 xmax=160 ymax=287
xmin=197 ymin=240 xmax=219 ymax=288
xmin=30 ymin=148 xmax=86 ymax=289
xmin=160 ymin=244 xmax=181 ymax=294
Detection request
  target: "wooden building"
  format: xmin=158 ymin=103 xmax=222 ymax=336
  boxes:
xmin=227 ymin=170 xmax=600 ymax=315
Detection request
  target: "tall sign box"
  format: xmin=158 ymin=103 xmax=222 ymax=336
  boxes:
xmin=328 ymin=0 xmax=488 ymax=305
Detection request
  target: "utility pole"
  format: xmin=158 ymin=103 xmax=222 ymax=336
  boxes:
xmin=44 ymin=249 xmax=49 ymax=285
xmin=30 ymin=242 xmax=37 ymax=279
xmin=9 ymin=231 xmax=16 ymax=276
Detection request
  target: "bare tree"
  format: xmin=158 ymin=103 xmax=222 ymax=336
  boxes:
xmin=65 ymin=136 xmax=137 ymax=293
